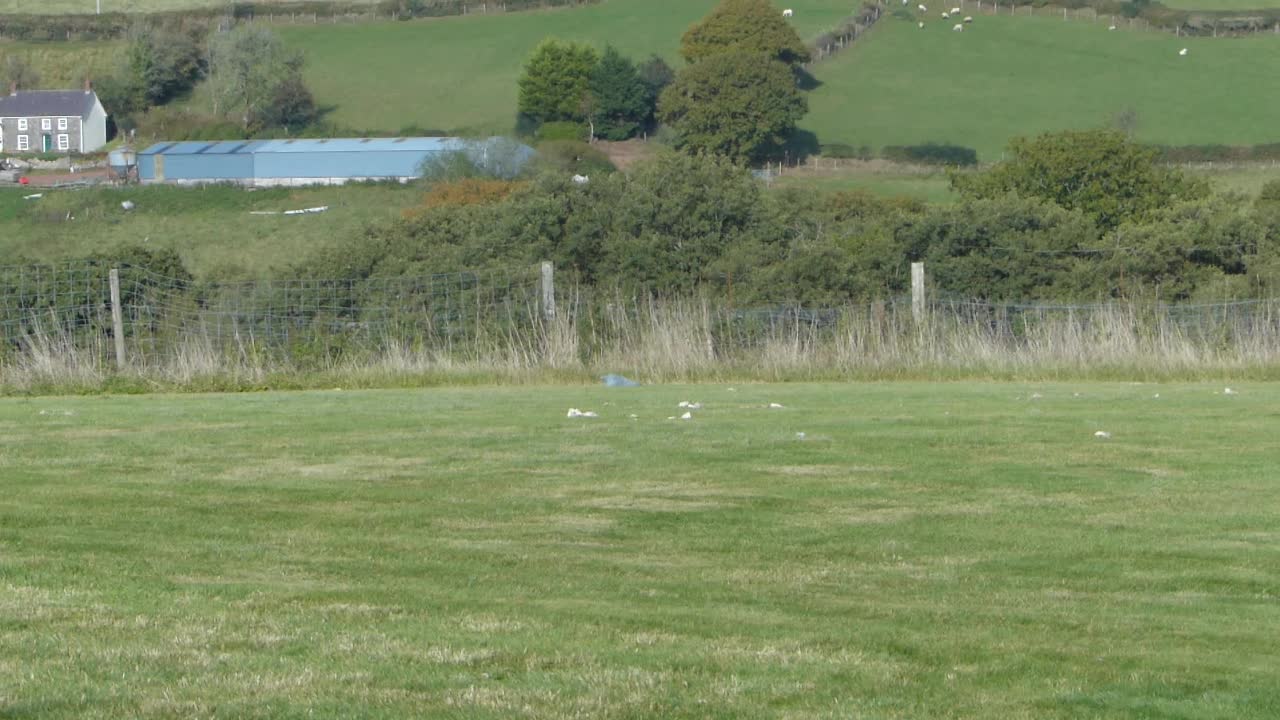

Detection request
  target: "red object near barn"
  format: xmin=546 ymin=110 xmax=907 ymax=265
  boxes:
xmin=18 ymin=176 xmax=29 ymax=185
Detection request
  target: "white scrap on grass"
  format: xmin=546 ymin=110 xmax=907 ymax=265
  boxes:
xmin=1223 ymin=387 xmax=1236 ymax=395
xmin=1030 ymin=393 xmax=1043 ymax=400
xmin=121 ymin=200 xmax=135 ymax=210
xmin=1108 ymin=24 xmax=1117 ymax=29
xmin=1179 ymin=48 xmax=1188 ymax=56
xmin=1094 ymin=431 xmax=1112 ymax=439
xmin=796 ymin=432 xmax=806 ymax=440
xmin=22 ymin=193 xmax=42 ymax=200
xmin=677 ymin=401 xmax=702 ymax=410
xmin=629 ymin=414 xmax=638 ymax=419
xmin=571 ymin=174 xmax=590 ymax=184
xmin=918 ymin=21 xmax=925 ymax=27
xmin=1153 ymin=393 xmax=1160 ymax=399
xmin=249 ymin=206 xmax=329 ymax=216
xmin=769 ymin=402 xmax=785 ymax=409
xmin=680 ymin=412 xmax=693 ymax=420
xmin=567 ymin=408 xmax=599 ymax=418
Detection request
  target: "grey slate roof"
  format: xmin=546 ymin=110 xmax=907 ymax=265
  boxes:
xmin=0 ymin=90 xmax=98 ymax=119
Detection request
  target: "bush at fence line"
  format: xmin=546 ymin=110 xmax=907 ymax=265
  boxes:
xmin=882 ymin=144 xmax=978 ymax=167
xmin=1149 ymin=143 xmax=1280 ymax=165
xmin=819 ymin=143 xmax=872 ymax=160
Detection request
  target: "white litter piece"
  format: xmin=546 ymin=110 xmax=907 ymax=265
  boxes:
xmin=121 ymin=200 xmax=135 ymax=211
xmin=1094 ymin=431 xmax=1112 ymax=439
xmin=795 ymin=432 xmax=806 ymax=440
xmin=23 ymin=193 xmax=42 ymax=200
xmin=249 ymin=206 xmax=329 ymax=216
xmin=667 ymin=416 xmax=676 ymax=420
xmin=680 ymin=412 xmax=693 ymax=420
xmin=571 ymin=174 xmax=590 ymax=184
xmin=566 ymin=408 xmax=599 ymax=418
xmin=769 ymin=403 xmax=785 ymax=409
xmin=1152 ymin=393 xmax=1160 ymax=399
xmin=677 ymin=401 xmax=702 ymax=410
xmin=582 ymin=411 xmax=598 ymax=418
xmin=1030 ymin=393 xmax=1043 ymax=400
xmin=628 ymin=414 xmax=638 ymax=419
xmin=1223 ymin=387 xmax=1236 ymax=395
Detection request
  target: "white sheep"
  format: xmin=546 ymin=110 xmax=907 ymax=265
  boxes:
xmin=1108 ymin=24 xmax=1117 ymax=30
xmin=1179 ymin=47 xmax=1188 ymax=55
xmin=941 ymin=10 xmax=950 ymax=17
xmin=951 ymin=6 xmax=960 ymax=13
xmin=918 ymin=20 xmax=925 ymax=27
xmin=918 ymin=4 xmax=927 ymax=11
xmin=953 ymin=22 xmax=963 ymax=30
xmin=572 ymin=174 xmax=590 ymax=184
xmin=782 ymin=8 xmax=793 ymax=17
xmin=963 ymin=15 xmax=973 ymax=22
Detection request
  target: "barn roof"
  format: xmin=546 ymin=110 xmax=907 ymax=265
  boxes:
xmin=138 ymin=137 xmax=472 ymax=156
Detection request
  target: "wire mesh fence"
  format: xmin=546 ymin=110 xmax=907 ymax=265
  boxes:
xmin=2 ymin=260 xmax=1280 ymax=378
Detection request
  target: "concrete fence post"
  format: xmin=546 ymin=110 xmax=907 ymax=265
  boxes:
xmin=540 ymin=261 xmax=556 ymax=322
xmin=109 ymin=268 xmax=127 ymax=370
xmin=911 ymin=262 xmax=926 ymax=325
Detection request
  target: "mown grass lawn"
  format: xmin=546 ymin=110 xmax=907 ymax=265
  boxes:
xmin=2 ymin=382 xmax=1277 ymax=718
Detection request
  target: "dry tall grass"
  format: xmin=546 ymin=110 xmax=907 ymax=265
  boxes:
xmin=3 ymin=299 xmax=1278 ymax=392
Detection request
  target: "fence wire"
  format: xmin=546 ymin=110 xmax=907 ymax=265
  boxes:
xmin=2 ymin=261 xmax=1279 ymax=367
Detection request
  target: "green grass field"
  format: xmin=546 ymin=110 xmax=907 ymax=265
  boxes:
xmin=2 ymin=382 xmax=1278 ymax=717
xmin=276 ymin=0 xmax=864 ymax=134
xmin=0 ymin=184 xmax=418 ymax=278
xmin=0 ymin=42 xmax=124 ymax=90
xmin=803 ymin=14 xmax=1280 ymax=161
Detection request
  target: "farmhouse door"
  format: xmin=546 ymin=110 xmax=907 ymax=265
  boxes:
xmin=42 ymin=134 xmax=51 ymax=152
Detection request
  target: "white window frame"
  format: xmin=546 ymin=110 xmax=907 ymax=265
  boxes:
xmin=57 ymin=134 xmax=69 ymax=151
xmin=41 ymin=118 xmax=51 ymax=130
xmin=17 ymin=135 xmax=29 ymax=151
xmin=18 ymin=118 xmax=27 ymax=131
xmin=57 ymin=117 xmax=68 ymax=130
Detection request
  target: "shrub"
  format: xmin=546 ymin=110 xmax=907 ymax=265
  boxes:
xmin=534 ymin=140 xmax=616 ymax=176
xmin=882 ymin=143 xmax=978 ymax=166
xmin=820 ymin=143 xmax=872 ymax=160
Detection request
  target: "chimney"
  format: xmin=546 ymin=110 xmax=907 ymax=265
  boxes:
xmin=8 ymin=82 xmax=15 ymax=96
xmin=84 ymin=77 xmax=93 ymax=94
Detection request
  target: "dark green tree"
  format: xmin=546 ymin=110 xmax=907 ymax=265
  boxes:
xmin=125 ymin=25 xmax=205 ymax=107
xmin=587 ymin=46 xmax=649 ymax=141
xmin=516 ymin=39 xmax=600 ymax=124
xmin=635 ymin=55 xmax=675 ymax=129
xmin=680 ymin=0 xmax=811 ymax=66
xmin=658 ymin=50 xmax=807 ymax=163
xmin=952 ymin=129 xmax=1208 ymax=230
xmin=258 ymin=74 xmax=316 ymax=132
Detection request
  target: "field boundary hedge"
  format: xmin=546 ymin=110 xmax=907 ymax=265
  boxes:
xmin=0 ymin=0 xmax=599 ymax=41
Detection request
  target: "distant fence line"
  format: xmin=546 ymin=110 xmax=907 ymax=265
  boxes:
xmin=2 ymin=260 xmax=1279 ymax=379
xmin=0 ymin=0 xmax=599 ymax=42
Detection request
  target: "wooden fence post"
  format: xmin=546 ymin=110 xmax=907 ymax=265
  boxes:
xmin=540 ymin=261 xmax=556 ymax=322
xmin=109 ymin=268 xmax=126 ymax=370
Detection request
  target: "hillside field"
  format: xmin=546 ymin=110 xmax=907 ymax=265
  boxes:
xmin=803 ymin=14 xmax=1280 ymax=161
xmin=275 ymin=0 xmax=863 ymax=134
xmin=2 ymin=382 xmax=1278 ymax=717
xmin=0 ymin=41 xmax=124 ymax=89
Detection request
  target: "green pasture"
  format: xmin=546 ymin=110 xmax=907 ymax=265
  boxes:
xmin=1 ymin=382 xmax=1278 ymax=717
xmin=0 ymin=0 xmax=381 ymax=12
xmin=0 ymin=41 xmax=124 ymax=89
xmin=278 ymin=0 xmax=858 ymax=134
xmin=803 ymin=14 xmax=1280 ymax=161
xmin=0 ymin=184 xmax=418 ymax=278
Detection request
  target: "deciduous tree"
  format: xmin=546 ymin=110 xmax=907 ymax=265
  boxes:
xmin=658 ymin=50 xmax=807 ymax=163
xmin=680 ymin=0 xmax=810 ymax=66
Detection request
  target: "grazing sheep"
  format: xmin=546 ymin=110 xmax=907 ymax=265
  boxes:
xmin=1108 ymin=24 xmax=1117 ymax=30
xmin=953 ymin=22 xmax=963 ymax=30
xmin=1179 ymin=47 xmax=1188 ymax=55
xmin=963 ymin=15 xmax=973 ymax=22
xmin=918 ymin=4 xmax=927 ymax=11
xmin=941 ymin=11 xmax=950 ymax=17
xmin=918 ymin=20 xmax=925 ymax=27
xmin=951 ymin=6 xmax=960 ymax=13
xmin=782 ymin=8 xmax=793 ymax=16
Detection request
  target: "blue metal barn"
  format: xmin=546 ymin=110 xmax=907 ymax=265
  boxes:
xmin=136 ymin=137 xmax=533 ymax=186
